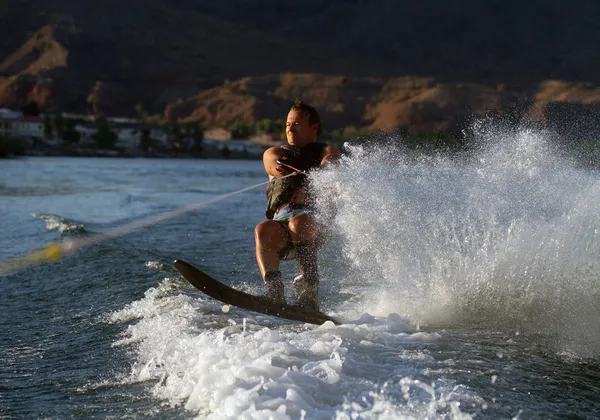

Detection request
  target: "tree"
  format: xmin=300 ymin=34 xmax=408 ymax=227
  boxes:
xmin=53 ymin=114 xmax=65 ymax=141
xmin=229 ymin=119 xmax=251 ymax=139
xmin=255 ymin=118 xmax=273 ymax=133
xmin=182 ymin=121 xmax=203 ymax=141
xmin=0 ymin=135 xmax=27 ymax=156
xmin=179 ymin=121 xmax=203 ymax=153
xmin=87 ymin=81 xmax=104 ymax=115
xmin=92 ymin=117 xmax=117 ymax=149
xmin=135 ymin=103 xmax=166 ymax=125
xmin=22 ymin=100 xmax=41 ymax=116
xmin=255 ymin=118 xmax=285 ymax=135
xmin=273 ymin=119 xmax=285 ymax=132
xmin=43 ymin=115 xmax=54 ymax=139
xmin=135 ymin=103 xmax=147 ymax=120
xmin=144 ymin=114 xmax=166 ymax=126
xmin=139 ymin=130 xmax=159 ymax=152
xmin=62 ymin=118 xmax=80 ymax=145
xmin=169 ymin=123 xmax=182 ymax=137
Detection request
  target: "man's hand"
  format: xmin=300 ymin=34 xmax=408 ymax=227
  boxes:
xmin=264 ymin=146 xmax=292 ymax=178
xmin=276 ymin=156 xmax=304 ymax=175
xmin=263 ymin=144 xmax=341 ymax=179
xmin=275 ymin=166 xmax=293 ymax=176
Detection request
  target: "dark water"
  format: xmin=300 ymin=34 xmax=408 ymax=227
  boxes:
xmin=2 ymin=150 xmax=600 ymax=419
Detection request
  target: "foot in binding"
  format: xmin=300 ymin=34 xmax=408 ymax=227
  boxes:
xmin=263 ymin=270 xmax=286 ymax=305
xmin=293 ymin=274 xmax=319 ymax=312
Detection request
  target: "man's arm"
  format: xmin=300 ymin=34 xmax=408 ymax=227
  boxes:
xmin=320 ymin=145 xmax=342 ymax=167
xmin=263 ymin=146 xmax=284 ymax=179
xmin=264 ymin=144 xmax=341 ymax=178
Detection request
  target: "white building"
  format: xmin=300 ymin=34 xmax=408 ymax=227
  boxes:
xmin=11 ymin=116 xmax=45 ymax=140
xmin=149 ymin=128 xmax=168 ymax=145
xmin=204 ymin=127 xmax=232 ymax=141
xmin=113 ymin=123 xmax=168 ymax=149
xmin=0 ymin=110 xmax=27 ymax=138
xmin=113 ymin=124 xmax=142 ymax=149
xmin=75 ymin=121 xmax=168 ymax=149
xmin=203 ymin=138 xmax=267 ymax=157
xmin=74 ymin=124 xmax=97 ymax=146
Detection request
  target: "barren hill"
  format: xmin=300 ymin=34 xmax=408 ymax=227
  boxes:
xmin=2 ymin=0 xmax=600 ymax=131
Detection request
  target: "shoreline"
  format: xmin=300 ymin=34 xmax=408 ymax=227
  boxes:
xmin=1 ymin=147 xmax=263 ymax=160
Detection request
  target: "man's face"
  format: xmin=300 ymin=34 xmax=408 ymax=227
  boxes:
xmin=286 ymin=110 xmax=318 ymax=146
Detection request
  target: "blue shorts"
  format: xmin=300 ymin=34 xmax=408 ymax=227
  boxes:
xmin=273 ymin=204 xmax=316 ymax=226
xmin=272 ymin=205 xmax=317 ymax=260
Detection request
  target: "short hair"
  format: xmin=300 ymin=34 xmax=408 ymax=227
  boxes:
xmin=290 ymin=100 xmax=321 ymax=135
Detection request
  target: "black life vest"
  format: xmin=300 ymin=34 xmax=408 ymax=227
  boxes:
xmin=265 ymin=142 xmax=328 ymax=219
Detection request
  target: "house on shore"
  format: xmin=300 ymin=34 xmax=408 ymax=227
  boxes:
xmin=12 ymin=116 xmax=45 ymax=140
xmin=203 ymin=127 xmax=268 ymax=158
xmin=110 ymin=121 xmax=169 ymax=150
xmin=0 ymin=116 xmax=46 ymax=147
xmin=75 ymin=119 xmax=169 ymax=150
xmin=204 ymin=127 xmax=232 ymax=141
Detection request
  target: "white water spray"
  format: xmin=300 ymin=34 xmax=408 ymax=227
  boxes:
xmin=312 ymin=122 xmax=600 ymax=356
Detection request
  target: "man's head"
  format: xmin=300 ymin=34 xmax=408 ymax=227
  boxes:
xmin=286 ymin=101 xmax=320 ymax=146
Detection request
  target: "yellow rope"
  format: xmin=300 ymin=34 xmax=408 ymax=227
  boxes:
xmin=0 ymin=172 xmax=298 ymax=275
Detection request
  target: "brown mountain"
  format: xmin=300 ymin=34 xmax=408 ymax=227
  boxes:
xmin=2 ymin=0 xmax=600 ymax=131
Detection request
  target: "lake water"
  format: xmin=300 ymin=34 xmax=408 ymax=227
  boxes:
xmin=2 ymin=127 xmax=600 ymax=419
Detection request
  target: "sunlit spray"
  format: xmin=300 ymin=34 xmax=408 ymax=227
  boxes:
xmin=311 ymin=120 xmax=600 ymax=356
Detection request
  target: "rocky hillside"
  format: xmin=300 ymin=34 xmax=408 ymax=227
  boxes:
xmin=2 ymin=0 xmax=600 ymax=132
xmin=163 ymin=74 xmax=600 ymax=134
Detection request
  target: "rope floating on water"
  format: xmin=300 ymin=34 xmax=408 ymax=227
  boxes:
xmin=0 ymin=172 xmax=297 ymax=275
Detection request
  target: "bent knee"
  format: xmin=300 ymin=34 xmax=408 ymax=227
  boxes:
xmin=255 ymin=220 xmax=286 ymax=239
xmin=288 ymin=213 xmax=317 ymax=233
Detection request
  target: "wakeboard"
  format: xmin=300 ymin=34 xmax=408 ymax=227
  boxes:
xmin=174 ymin=259 xmax=340 ymax=325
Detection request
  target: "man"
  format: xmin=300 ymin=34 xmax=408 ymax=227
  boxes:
xmin=254 ymin=101 xmax=341 ymax=312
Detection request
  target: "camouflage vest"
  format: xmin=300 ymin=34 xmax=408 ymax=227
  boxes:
xmin=265 ymin=142 xmax=328 ymax=219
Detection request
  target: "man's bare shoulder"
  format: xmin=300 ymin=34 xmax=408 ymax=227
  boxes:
xmin=263 ymin=146 xmax=283 ymax=162
xmin=264 ymin=145 xmax=282 ymax=155
xmin=320 ymin=144 xmax=342 ymax=165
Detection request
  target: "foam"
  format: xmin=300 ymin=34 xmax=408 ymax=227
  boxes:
xmin=33 ymin=213 xmax=85 ymax=234
xmin=106 ymin=284 xmax=478 ymax=419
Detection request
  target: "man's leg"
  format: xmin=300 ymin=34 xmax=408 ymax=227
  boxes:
xmin=287 ymin=212 xmax=320 ymax=245
xmin=288 ymin=213 xmax=321 ymax=311
xmin=254 ymin=220 xmax=289 ymax=303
